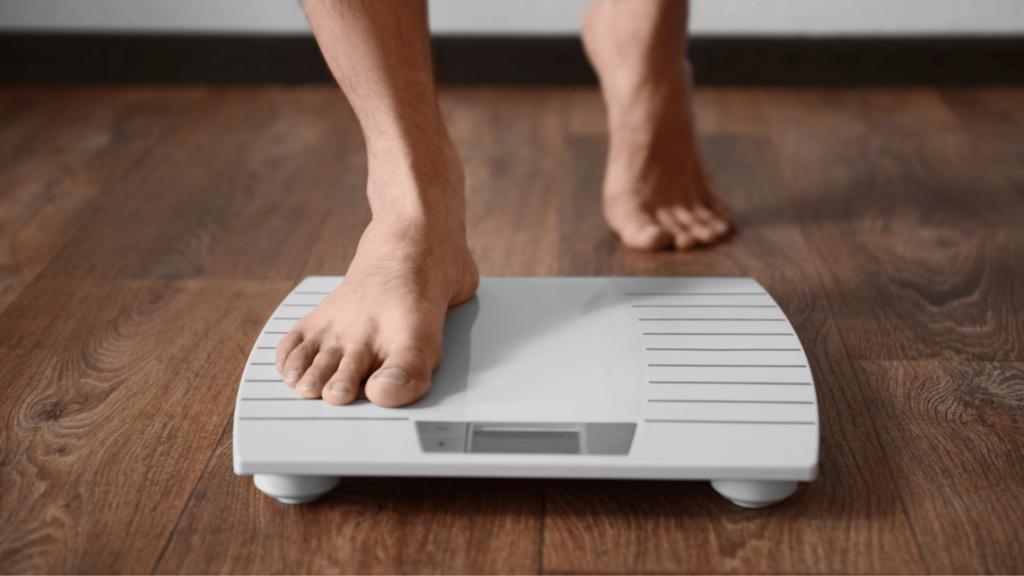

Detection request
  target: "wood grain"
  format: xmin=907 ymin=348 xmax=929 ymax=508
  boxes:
xmin=153 ymin=442 xmax=545 ymax=574
xmin=0 ymin=87 xmax=193 ymax=314
xmin=0 ymin=279 xmax=288 ymax=573
xmin=1 ymin=85 xmax=1023 ymax=574
xmin=37 ymin=87 xmax=362 ymax=282
xmin=760 ymin=89 xmax=1024 ymax=362
xmin=444 ymin=87 xmax=565 ymax=277
xmin=853 ymin=361 xmax=1024 ymax=573
xmin=938 ymin=89 xmax=1024 ymax=194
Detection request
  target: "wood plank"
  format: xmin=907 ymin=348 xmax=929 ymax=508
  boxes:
xmin=1 ymin=85 xmax=1022 ymax=575
xmin=854 ymin=361 xmax=1024 ymax=573
xmin=0 ymin=87 xmax=193 ymax=314
xmin=36 ymin=86 xmax=362 ymax=282
xmin=939 ymin=89 xmax=1024 ymax=203
xmin=692 ymin=88 xmax=771 ymax=137
xmin=153 ymin=451 xmax=544 ymax=574
xmin=444 ymin=87 xmax=564 ymax=277
xmin=295 ymin=104 xmax=370 ymax=278
xmin=541 ymin=117 xmax=925 ymax=573
xmin=0 ymin=279 xmax=287 ymax=573
xmin=761 ymin=88 xmax=1024 ymax=361
xmin=564 ymin=87 xmax=608 ymax=138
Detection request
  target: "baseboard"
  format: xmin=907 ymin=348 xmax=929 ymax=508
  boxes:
xmin=2 ymin=34 xmax=1023 ymax=86
xmin=0 ymin=34 xmax=331 ymax=84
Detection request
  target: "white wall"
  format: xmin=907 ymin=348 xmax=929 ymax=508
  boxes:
xmin=1 ymin=0 xmax=1023 ymax=37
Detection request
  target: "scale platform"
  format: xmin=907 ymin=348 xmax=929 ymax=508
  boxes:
xmin=234 ymin=276 xmax=819 ymax=508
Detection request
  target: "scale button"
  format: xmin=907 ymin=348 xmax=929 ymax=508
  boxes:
xmin=416 ymin=421 xmax=468 ymax=453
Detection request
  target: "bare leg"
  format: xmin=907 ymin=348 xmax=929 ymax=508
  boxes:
xmin=276 ymin=0 xmax=479 ymax=407
xmin=583 ymin=0 xmax=734 ymax=250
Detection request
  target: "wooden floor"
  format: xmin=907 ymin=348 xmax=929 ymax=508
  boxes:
xmin=1 ymin=84 xmax=1023 ymax=574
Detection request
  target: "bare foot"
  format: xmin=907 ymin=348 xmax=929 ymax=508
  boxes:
xmin=582 ymin=0 xmax=734 ymax=251
xmin=275 ymin=148 xmax=479 ymax=408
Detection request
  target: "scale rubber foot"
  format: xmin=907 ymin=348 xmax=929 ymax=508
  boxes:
xmin=253 ymin=474 xmax=341 ymax=505
xmin=710 ymin=479 xmax=799 ymax=509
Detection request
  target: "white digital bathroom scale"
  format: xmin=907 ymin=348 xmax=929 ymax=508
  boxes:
xmin=234 ymin=276 xmax=819 ymax=508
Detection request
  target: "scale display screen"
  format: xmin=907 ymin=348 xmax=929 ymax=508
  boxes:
xmin=470 ymin=425 xmax=581 ymax=454
xmin=416 ymin=421 xmax=636 ymax=455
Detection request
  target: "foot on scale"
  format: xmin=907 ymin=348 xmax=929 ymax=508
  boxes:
xmin=253 ymin=475 xmax=798 ymax=508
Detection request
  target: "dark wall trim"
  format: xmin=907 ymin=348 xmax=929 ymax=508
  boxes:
xmin=688 ymin=37 xmax=1024 ymax=86
xmin=0 ymin=34 xmax=333 ymax=84
xmin=1 ymin=34 xmax=1023 ymax=86
xmin=433 ymin=36 xmax=596 ymax=85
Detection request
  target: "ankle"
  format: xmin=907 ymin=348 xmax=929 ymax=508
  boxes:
xmin=366 ymin=139 xmax=466 ymax=224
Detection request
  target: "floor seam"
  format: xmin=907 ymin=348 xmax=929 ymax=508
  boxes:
xmin=760 ymin=95 xmax=933 ymax=571
xmin=148 ymin=414 xmax=233 ymax=575
xmin=793 ymin=208 xmax=933 ymax=572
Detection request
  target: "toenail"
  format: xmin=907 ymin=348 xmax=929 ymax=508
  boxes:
xmin=712 ymin=220 xmax=728 ymax=233
xmin=331 ymin=383 xmax=350 ymax=395
xmin=376 ymin=369 xmax=408 ymax=385
xmin=644 ymin=224 xmax=661 ymax=233
xmin=285 ymin=370 xmax=299 ymax=383
xmin=298 ymin=376 xmax=316 ymax=390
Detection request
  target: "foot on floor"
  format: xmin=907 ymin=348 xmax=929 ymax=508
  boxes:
xmin=583 ymin=0 xmax=734 ymax=251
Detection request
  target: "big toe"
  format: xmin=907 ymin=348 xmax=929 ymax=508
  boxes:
xmin=608 ymin=208 xmax=673 ymax=251
xmin=364 ymin=350 xmax=435 ymax=408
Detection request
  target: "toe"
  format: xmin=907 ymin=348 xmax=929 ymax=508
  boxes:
xmin=620 ymin=218 xmax=674 ymax=251
xmin=656 ymin=209 xmax=696 ymax=250
xmin=690 ymin=223 xmax=718 ymax=245
xmin=295 ymin=345 xmax=343 ymax=399
xmin=364 ymin=344 xmax=437 ymax=408
xmin=606 ymin=201 xmax=673 ymax=251
xmin=693 ymin=205 xmax=733 ymax=239
xmin=709 ymin=216 xmax=732 ymax=237
xmin=275 ymin=330 xmax=303 ymax=376
xmin=322 ymin=348 xmax=373 ymax=406
xmin=281 ymin=340 xmax=317 ymax=388
xmin=673 ymin=229 xmax=698 ymax=250
xmin=674 ymin=207 xmax=717 ymax=245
